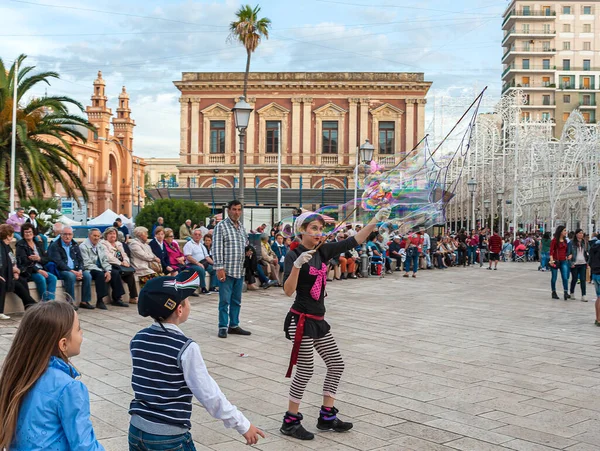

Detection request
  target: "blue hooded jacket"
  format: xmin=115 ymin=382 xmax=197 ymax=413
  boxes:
xmin=11 ymin=356 xmax=104 ymax=451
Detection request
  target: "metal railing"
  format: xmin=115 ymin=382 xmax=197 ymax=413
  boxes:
xmin=504 ymin=28 xmax=556 ymax=39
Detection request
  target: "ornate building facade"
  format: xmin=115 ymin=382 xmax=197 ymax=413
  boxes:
xmin=173 ymin=72 xmax=431 ymax=191
xmin=52 ymin=72 xmax=146 ymax=217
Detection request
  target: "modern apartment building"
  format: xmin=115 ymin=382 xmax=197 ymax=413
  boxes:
xmin=502 ymin=1 xmax=600 ymax=135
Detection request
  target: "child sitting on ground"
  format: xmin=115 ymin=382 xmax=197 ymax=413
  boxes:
xmin=128 ymin=270 xmax=264 ymax=450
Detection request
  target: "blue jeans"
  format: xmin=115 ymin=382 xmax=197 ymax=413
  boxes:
xmin=540 ymin=251 xmax=550 ymax=269
xmin=204 ymin=264 xmax=218 ymax=290
xmin=14 ymin=232 xmax=22 ymax=241
xmin=570 ymin=264 xmax=587 ymax=296
xmin=404 ymin=252 xmax=420 ymax=274
xmin=35 ymin=234 xmax=48 ymax=251
xmin=218 ymin=276 xmax=243 ymax=329
xmin=423 ymin=246 xmax=431 ymax=267
xmin=30 ymin=272 xmax=57 ymax=300
xmin=128 ymin=425 xmax=196 ymax=451
xmin=550 ymin=260 xmax=570 ymax=292
xmin=59 ymin=270 xmax=92 ymax=304
xmin=256 ymin=265 xmax=269 ymax=284
xmin=186 ymin=265 xmax=207 ymax=289
xmin=592 ymin=274 xmax=600 ymax=297
xmin=467 ymin=246 xmax=477 ymax=264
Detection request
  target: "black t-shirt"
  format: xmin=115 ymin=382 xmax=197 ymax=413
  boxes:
xmin=478 ymin=234 xmax=487 ymax=249
xmin=283 ymin=237 xmax=358 ymax=339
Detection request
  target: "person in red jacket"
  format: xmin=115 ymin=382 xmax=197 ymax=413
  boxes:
xmin=487 ymin=230 xmax=503 ymax=270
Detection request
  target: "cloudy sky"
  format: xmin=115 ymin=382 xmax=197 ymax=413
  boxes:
xmin=1 ymin=0 xmax=506 ymax=158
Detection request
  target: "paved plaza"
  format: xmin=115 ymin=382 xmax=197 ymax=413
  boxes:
xmin=1 ymin=262 xmax=600 ymax=450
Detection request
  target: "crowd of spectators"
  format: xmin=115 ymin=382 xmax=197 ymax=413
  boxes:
xmin=0 ymin=216 xmax=219 ymax=319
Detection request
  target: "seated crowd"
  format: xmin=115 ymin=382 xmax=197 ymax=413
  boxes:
xmin=0 ymin=216 xmax=218 ymax=320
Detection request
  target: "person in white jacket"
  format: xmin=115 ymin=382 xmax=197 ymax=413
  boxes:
xmin=79 ymin=228 xmax=129 ymax=309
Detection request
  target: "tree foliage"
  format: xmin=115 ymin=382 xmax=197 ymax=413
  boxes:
xmin=135 ymin=199 xmax=211 ymax=238
xmin=228 ymin=4 xmax=271 ymax=98
xmin=0 ymin=54 xmax=93 ymax=201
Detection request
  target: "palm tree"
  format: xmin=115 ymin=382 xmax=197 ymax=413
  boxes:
xmin=0 ymin=54 xmax=92 ymax=202
xmin=228 ymin=4 xmax=272 ymax=98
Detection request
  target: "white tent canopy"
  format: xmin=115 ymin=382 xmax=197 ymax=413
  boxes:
xmin=87 ymin=209 xmax=125 ymax=225
xmin=57 ymin=216 xmax=81 ymax=226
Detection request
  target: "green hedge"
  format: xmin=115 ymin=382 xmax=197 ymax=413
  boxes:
xmin=135 ymin=199 xmax=211 ymax=238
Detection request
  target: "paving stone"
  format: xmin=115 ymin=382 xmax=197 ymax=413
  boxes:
xmin=2 ymin=262 xmax=600 ymax=449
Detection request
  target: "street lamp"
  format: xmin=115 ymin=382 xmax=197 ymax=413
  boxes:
xmin=353 ymin=139 xmax=375 ymax=278
xmin=232 ymin=96 xmax=253 ymax=210
xmin=569 ymin=206 xmax=576 ymax=231
xmin=483 ymin=199 xmax=491 ymax=229
xmin=467 ymin=178 xmax=477 ymax=231
xmin=496 ymin=188 xmax=504 ymax=235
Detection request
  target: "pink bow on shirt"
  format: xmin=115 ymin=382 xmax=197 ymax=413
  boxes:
xmin=308 ymin=263 xmax=327 ymax=301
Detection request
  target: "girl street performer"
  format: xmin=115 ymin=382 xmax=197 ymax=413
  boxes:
xmin=280 ymin=208 xmax=390 ymax=440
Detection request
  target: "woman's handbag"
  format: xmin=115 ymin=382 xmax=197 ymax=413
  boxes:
xmin=113 ymin=264 xmax=135 ymax=275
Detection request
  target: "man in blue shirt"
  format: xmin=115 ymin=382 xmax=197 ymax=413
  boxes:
xmin=48 ymin=226 xmax=95 ymax=309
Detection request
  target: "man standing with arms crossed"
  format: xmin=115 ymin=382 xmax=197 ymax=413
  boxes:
xmin=213 ymin=200 xmax=251 ymax=339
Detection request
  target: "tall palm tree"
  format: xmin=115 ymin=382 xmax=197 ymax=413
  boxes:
xmin=228 ymin=4 xmax=272 ymax=98
xmin=0 ymin=54 xmax=92 ymax=202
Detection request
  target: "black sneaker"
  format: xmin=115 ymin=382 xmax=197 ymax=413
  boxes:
xmin=112 ymin=299 xmax=129 ymax=307
xmin=201 ymin=287 xmax=209 ymax=294
xmin=218 ymin=328 xmax=227 ymax=338
xmin=79 ymin=302 xmax=95 ymax=310
xmin=280 ymin=412 xmax=314 ymax=440
xmin=228 ymin=326 xmax=251 ymax=336
xmin=96 ymin=300 xmax=108 ymax=310
xmin=317 ymin=406 xmax=353 ymax=432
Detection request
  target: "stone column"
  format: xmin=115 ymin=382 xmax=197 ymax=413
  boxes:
xmin=302 ymin=97 xmax=313 ymax=165
xmin=246 ymin=97 xmax=256 ymax=164
xmin=405 ymin=99 xmax=416 ymax=153
xmin=190 ymin=97 xmax=201 ymax=163
xmin=359 ymin=98 xmax=370 ymax=146
xmin=416 ymin=99 xmax=427 ymax=144
xmin=179 ymin=97 xmax=190 ymax=164
xmin=291 ymin=98 xmax=302 ymax=165
xmin=348 ymin=98 xmax=359 ymax=166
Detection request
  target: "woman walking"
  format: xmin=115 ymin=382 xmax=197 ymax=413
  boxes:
xmin=568 ymin=228 xmax=588 ymax=302
xmin=280 ymin=208 xmax=389 ymax=440
xmin=550 ymin=225 xmax=571 ymax=300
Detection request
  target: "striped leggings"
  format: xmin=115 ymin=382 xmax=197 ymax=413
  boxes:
xmin=288 ymin=319 xmax=345 ymax=403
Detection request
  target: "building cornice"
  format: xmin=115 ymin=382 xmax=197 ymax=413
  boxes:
xmin=173 ymin=72 xmax=431 ymax=92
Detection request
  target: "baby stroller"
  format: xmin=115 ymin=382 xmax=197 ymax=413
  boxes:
xmin=501 ymin=242 xmax=512 ymax=262
xmin=514 ymin=243 xmax=527 ymax=262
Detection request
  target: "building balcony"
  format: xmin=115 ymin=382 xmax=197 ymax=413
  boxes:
xmin=580 ymin=101 xmax=597 ymax=107
xmin=502 ymin=28 xmax=556 ymax=46
xmin=502 ymin=46 xmax=556 ymax=63
xmin=522 ymin=101 xmax=556 ymax=108
xmin=559 ymin=84 xmax=598 ymax=91
xmin=503 ymin=82 xmax=556 ymax=93
xmin=502 ymin=64 xmax=556 ymax=79
xmin=558 ymin=67 xmax=600 ymax=72
xmin=503 ymin=9 xmax=556 ymax=29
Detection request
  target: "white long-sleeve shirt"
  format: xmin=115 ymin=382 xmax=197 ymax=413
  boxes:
xmin=165 ymin=323 xmax=250 ymax=435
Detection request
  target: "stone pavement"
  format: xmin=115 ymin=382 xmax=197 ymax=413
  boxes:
xmin=1 ymin=261 xmax=600 ymax=450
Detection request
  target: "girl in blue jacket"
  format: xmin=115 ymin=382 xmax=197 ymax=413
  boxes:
xmin=0 ymin=301 xmax=104 ymax=451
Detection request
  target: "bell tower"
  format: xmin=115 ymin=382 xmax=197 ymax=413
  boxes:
xmin=85 ymin=71 xmax=112 ymax=140
xmin=112 ymin=86 xmax=135 ymax=150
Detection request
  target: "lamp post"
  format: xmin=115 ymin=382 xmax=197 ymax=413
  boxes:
xmin=137 ymin=186 xmax=142 ymax=214
xmin=232 ymin=96 xmax=253 ymax=212
xmin=569 ymin=206 xmax=576 ymax=232
xmin=353 ymin=139 xmax=375 ymax=278
xmin=496 ymin=188 xmax=504 ymax=235
xmin=467 ymin=178 xmax=477 ymax=231
xmin=484 ymin=199 xmax=491 ymax=229
xmin=9 ymin=59 xmax=18 ymax=213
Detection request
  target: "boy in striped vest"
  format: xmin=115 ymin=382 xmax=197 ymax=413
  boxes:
xmin=128 ymin=270 xmax=265 ymax=450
